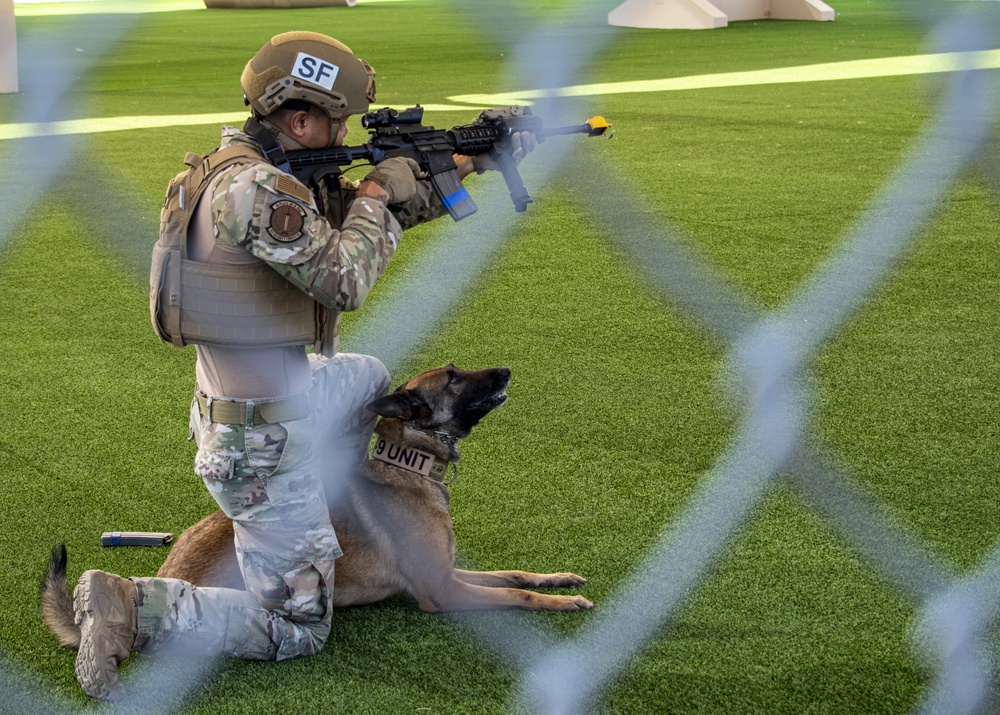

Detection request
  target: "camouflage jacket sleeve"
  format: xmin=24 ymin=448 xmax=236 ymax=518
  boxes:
xmin=211 ymin=163 xmax=403 ymax=312
xmin=340 ymin=174 xmax=450 ymax=230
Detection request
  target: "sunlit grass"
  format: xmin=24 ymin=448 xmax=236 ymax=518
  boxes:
xmin=1 ymin=1 xmax=997 ymax=712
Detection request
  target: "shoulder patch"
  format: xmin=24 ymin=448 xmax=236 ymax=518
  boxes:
xmin=275 ymin=174 xmax=314 ymax=204
xmin=266 ymin=200 xmax=308 ymax=242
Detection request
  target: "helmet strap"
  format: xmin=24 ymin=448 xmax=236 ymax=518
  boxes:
xmin=259 ymin=117 xmax=308 ymax=151
xmin=328 ymin=117 xmax=341 ymax=148
xmin=243 ymin=117 xmax=292 ymax=173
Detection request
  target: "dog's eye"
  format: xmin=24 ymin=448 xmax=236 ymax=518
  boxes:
xmin=448 ymin=372 xmax=461 ymax=385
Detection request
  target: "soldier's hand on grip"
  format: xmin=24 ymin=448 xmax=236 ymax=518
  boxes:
xmin=510 ymin=131 xmax=537 ymax=163
xmin=472 ymin=131 xmax=537 ymax=173
xmin=364 ymin=157 xmax=422 ymax=204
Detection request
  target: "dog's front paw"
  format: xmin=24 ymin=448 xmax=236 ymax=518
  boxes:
xmin=543 ymin=572 xmax=588 ymax=589
xmin=566 ymin=595 xmax=594 ymax=611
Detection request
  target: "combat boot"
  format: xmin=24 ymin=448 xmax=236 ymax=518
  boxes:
xmin=73 ymin=569 xmax=144 ymax=701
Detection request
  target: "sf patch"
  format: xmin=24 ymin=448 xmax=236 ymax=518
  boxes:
xmin=266 ymin=200 xmax=307 ymax=242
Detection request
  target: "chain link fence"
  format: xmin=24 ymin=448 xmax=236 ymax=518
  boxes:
xmin=2 ymin=1 xmax=999 ymax=712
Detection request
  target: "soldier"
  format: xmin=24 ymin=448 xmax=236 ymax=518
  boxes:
xmin=71 ymin=31 xmax=533 ymax=700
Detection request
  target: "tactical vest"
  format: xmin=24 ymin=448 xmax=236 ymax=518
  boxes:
xmin=150 ymin=146 xmax=324 ymax=351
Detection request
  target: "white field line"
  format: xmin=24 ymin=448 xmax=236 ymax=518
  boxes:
xmin=3 ymin=49 xmax=999 ymax=141
xmin=448 ymin=48 xmax=1000 ymax=105
xmin=0 ymin=105 xmax=471 ymax=141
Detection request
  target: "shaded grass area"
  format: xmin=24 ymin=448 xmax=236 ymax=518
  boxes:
xmin=2 ymin=0 xmax=999 ymax=712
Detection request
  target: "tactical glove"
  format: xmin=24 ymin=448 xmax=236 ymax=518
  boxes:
xmin=364 ymin=157 xmax=422 ymax=204
xmin=473 ymin=131 xmax=538 ymax=174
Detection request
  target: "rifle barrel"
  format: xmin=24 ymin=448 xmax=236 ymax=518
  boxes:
xmin=540 ymin=116 xmax=613 ymax=139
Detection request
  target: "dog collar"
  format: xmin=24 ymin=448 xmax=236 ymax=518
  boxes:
xmin=404 ymin=425 xmax=460 ymax=447
xmin=370 ymin=435 xmax=455 ymax=483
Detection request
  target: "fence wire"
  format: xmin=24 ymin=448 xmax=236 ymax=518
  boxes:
xmin=2 ymin=1 xmax=1000 ymax=713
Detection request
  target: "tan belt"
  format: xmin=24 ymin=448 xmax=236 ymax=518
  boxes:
xmin=196 ymin=391 xmax=311 ymax=426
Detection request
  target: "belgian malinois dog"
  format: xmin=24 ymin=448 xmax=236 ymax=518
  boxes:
xmin=42 ymin=365 xmax=591 ymax=648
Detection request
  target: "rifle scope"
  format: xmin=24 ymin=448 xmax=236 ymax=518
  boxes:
xmin=362 ymin=105 xmax=425 ymax=129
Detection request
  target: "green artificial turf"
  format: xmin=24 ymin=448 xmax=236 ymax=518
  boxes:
xmin=1 ymin=0 xmax=999 ymax=712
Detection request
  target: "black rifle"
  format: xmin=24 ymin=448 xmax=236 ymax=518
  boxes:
xmin=284 ymin=105 xmax=612 ymax=221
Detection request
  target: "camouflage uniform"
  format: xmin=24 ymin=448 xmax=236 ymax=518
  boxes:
xmin=133 ymin=126 xmax=446 ymax=661
xmin=197 ymin=125 xmax=445 ymax=346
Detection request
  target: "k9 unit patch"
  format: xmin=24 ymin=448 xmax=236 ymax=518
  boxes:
xmin=267 ymin=200 xmax=307 ymax=242
xmin=371 ymin=437 xmax=436 ymax=477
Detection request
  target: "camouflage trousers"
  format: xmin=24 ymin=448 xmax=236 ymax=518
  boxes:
xmin=132 ymin=353 xmax=391 ymax=661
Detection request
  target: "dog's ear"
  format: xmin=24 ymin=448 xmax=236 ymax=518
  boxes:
xmin=366 ymin=390 xmax=431 ymax=420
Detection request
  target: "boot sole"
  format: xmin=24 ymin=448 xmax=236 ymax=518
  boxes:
xmin=73 ymin=570 xmax=130 ymax=701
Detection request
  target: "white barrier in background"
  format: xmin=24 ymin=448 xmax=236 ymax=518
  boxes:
xmin=609 ymin=0 xmax=834 ymax=29
xmin=1 ymin=0 xmax=16 ymax=93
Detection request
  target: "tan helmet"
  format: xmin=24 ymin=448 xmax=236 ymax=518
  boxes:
xmin=241 ymin=31 xmax=376 ymax=120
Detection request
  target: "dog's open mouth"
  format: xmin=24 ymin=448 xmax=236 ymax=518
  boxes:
xmin=471 ymin=389 xmax=508 ymax=412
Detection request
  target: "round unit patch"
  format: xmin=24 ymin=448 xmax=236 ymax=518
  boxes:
xmin=267 ymin=200 xmax=307 ymax=242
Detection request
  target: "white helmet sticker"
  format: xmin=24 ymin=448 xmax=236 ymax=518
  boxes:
xmin=291 ymin=52 xmax=340 ymax=91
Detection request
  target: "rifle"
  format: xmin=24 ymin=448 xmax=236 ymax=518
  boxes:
xmin=284 ymin=105 xmax=613 ymax=221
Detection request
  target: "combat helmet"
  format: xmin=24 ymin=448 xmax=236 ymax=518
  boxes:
xmin=241 ymin=31 xmax=376 ymax=120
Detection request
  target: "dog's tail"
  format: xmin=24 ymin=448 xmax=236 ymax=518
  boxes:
xmin=40 ymin=544 xmax=81 ymax=649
